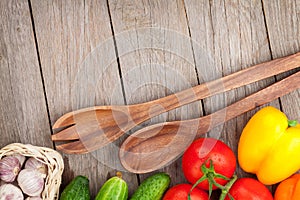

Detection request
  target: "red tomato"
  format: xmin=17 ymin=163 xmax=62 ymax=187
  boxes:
xmin=225 ymin=178 xmax=273 ymax=200
xmin=182 ymin=137 xmax=236 ymax=190
xmin=163 ymin=184 xmax=209 ymax=200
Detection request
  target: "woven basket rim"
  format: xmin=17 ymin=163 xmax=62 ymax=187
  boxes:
xmin=0 ymin=143 xmax=64 ymax=200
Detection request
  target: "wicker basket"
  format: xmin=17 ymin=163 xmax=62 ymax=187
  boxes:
xmin=0 ymin=143 xmax=64 ymax=200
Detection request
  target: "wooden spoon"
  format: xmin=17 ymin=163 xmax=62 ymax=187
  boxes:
xmin=52 ymin=52 xmax=300 ymax=154
xmin=119 ymin=70 xmax=300 ymax=173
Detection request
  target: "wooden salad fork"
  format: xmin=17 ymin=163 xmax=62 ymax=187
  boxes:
xmin=52 ymin=52 xmax=300 ymax=154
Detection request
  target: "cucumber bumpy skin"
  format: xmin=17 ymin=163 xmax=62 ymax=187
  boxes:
xmin=130 ymin=172 xmax=171 ymax=200
xmin=60 ymin=175 xmax=90 ymax=200
xmin=95 ymin=173 xmax=128 ymax=200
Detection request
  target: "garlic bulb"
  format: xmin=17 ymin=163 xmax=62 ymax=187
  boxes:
xmin=25 ymin=157 xmax=47 ymax=176
xmin=17 ymin=169 xmax=44 ymax=197
xmin=0 ymin=156 xmax=21 ymax=182
xmin=0 ymin=183 xmax=24 ymax=200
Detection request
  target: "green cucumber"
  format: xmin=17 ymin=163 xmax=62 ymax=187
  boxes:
xmin=60 ymin=175 xmax=90 ymax=200
xmin=95 ymin=172 xmax=128 ymax=200
xmin=130 ymin=172 xmax=170 ymax=200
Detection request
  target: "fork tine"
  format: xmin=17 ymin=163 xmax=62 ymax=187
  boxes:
xmin=53 ymin=112 xmax=75 ymax=129
xmin=54 ymin=128 xmax=116 ymax=154
xmin=52 ymin=125 xmax=79 ymax=141
xmin=55 ymin=141 xmax=89 ymax=154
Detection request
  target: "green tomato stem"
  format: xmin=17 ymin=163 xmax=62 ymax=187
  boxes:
xmin=218 ymin=175 xmax=238 ymax=200
xmin=188 ymin=159 xmax=232 ymax=200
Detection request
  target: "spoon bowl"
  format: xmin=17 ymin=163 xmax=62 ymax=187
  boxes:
xmin=120 ymin=122 xmax=197 ymax=173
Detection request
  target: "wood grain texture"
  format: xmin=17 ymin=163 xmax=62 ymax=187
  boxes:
xmin=1 ymin=0 xmax=299 ymax=199
xmin=184 ymin=0 xmax=280 ymax=186
xmin=263 ymin=0 xmax=300 ymax=58
xmin=263 ymin=0 xmax=300 ymax=125
xmin=0 ymin=0 xmax=52 ymax=147
xmin=108 ymin=0 xmax=203 ymax=185
xmin=30 ymin=0 xmax=138 ymax=197
xmin=263 ymin=1 xmax=300 ymax=192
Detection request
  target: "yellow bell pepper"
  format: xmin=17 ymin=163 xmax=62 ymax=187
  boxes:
xmin=238 ymin=106 xmax=300 ymax=185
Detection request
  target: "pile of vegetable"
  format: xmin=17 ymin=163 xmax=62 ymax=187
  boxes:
xmin=0 ymin=154 xmax=47 ymax=200
xmin=59 ymin=106 xmax=300 ymax=200
xmin=177 ymin=137 xmax=273 ymax=200
xmin=60 ymin=172 xmax=170 ymax=200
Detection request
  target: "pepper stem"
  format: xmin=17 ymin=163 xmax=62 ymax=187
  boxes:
xmin=288 ymin=120 xmax=298 ymax=127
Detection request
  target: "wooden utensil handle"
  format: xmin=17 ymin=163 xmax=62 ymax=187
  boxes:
xmin=144 ymin=52 xmax=300 ymax=116
xmin=195 ymin=70 xmax=300 ymax=137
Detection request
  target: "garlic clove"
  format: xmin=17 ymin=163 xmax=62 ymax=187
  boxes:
xmin=9 ymin=154 xmax=26 ymax=167
xmin=17 ymin=169 xmax=44 ymax=197
xmin=0 ymin=183 xmax=24 ymax=200
xmin=0 ymin=156 xmax=21 ymax=182
xmin=25 ymin=157 xmax=47 ymax=177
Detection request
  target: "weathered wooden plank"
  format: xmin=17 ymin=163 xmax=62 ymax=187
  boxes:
xmin=263 ymin=0 xmax=300 ymax=58
xmin=263 ymin=1 xmax=300 ymax=192
xmin=30 ymin=0 xmax=138 ymax=197
xmin=184 ymin=0 xmax=279 ymax=189
xmin=263 ymin=0 xmax=300 ymax=121
xmin=0 ymin=0 xmax=52 ymax=147
xmin=108 ymin=0 xmax=203 ymax=186
xmin=1 ymin=0 xmax=298 ymax=199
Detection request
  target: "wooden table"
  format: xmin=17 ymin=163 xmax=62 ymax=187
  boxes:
xmin=1 ymin=0 xmax=299 ymax=198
